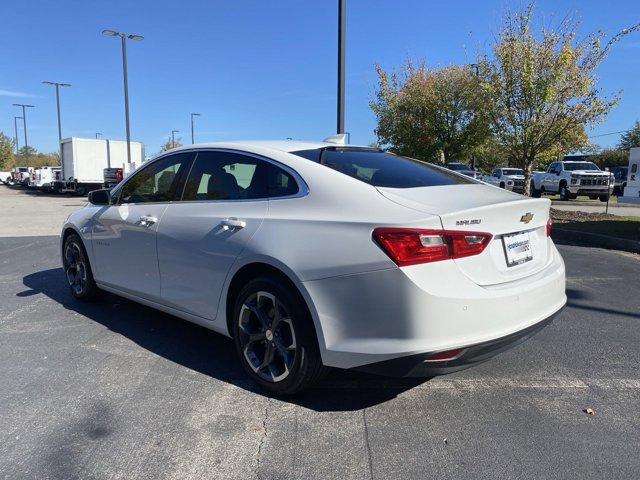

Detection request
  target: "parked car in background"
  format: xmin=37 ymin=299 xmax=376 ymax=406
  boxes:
xmin=609 ymin=166 xmax=628 ymax=196
xmin=61 ymin=139 xmax=566 ymax=394
xmin=8 ymin=167 xmax=33 ymax=186
xmin=29 ymin=166 xmax=62 ymax=191
xmin=531 ymin=161 xmax=613 ymax=201
xmin=484 ymin=167 xmax=525 ymax=193
xmin=0 ymin=171 xmax=11 ymax=184
xmin=445 ymin=162 xmax=481 ymax=179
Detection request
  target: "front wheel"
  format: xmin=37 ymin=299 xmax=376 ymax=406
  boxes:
xmin=559 ymin=184 xmax=570 ymax=201
xmin=599 ymin=193 xmax=610 ymax=202
xmin=232 ymin=277 xmax=327 ymax=395
xmin=63 ymin=234 xmax=99 ymax=300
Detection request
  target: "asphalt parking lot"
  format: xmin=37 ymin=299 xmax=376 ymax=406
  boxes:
xmin=1 ymin=186 xmax=639 ymax=479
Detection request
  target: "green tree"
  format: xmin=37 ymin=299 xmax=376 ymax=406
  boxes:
xmin=478 ymin=3 xmax=639 ymax=195
xmin=18 ymin=145 xmax=37 ymax=157
xmin=618 ymin=121 xmax=640 ymax=151
xmin=592 ymin=148 xmax=628 ymax=168
xmin=0 ymin=132 xmax=15 ymax=170
xmin=371 ymin=62 xmax=489 ymax=163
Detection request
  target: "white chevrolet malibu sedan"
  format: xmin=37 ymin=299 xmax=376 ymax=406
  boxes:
xmin=61 ymin=139 xmax=566 ymax=394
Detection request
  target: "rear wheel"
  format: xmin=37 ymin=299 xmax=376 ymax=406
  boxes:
xmin=232 ymin=276 xmax=327 ymax=395
xmin=531 ymin=185 xmax=542 ymax=198
xmin=63 ymin=234 xmax=99 ymax=300
xmin=499 ymin=182 xmax=505 ymax=189
xmin=599 ymin=193 xmax=610 ymax=202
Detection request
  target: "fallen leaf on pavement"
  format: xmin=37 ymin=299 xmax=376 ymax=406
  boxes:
xmin=583 ymin=407 xmax=595 ymax=416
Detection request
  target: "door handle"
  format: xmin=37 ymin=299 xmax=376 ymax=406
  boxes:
xmin=220 ymin=218 xmax=246 ymax=230
xmin=139 ymin=215 xmax=158 ymax=227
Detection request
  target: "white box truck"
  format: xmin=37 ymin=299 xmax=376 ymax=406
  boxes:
xmin=54 ymin=137 xmax=144 ymax=195
xmin=619 ymin=147 xmax=640 ymax=205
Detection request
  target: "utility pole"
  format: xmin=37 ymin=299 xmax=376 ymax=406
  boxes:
xmin=171 ymin=130 xmax=179 ymax=148
xmin=190 ymin=113 xmax=200 ymax=144
xmin=43 ymin=81 xmax=71 ymax=172
xmin=13 ymin=116 xmax=22 ymax=154
xmin=337 ymin=0 xmax=346 ymax=134
xmin=102 ymin=29 xmax=144 ymax=164
xmin=13 ymin=104 xmax=34 ymax=152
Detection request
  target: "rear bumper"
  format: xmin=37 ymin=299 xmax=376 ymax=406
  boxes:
xmin=304 ymin=240 xmax=566 ymax=371
xmin=354 ymin=308 xmax=561 ymax=377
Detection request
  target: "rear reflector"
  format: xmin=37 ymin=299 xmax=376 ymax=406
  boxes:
xmin=373 ymin=228 xmax=492 ymax=266
xmin=546 ymin=217 xmax=552 ymax=237
xmin=425 ymin=348 xmax=466 ymax=362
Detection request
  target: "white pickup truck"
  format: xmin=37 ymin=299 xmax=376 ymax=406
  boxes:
xmin=29 ymin=166 xmax=61 ymax=190
xmin=531 ymin=160 xmax=613 ymax=201
xmin=484 ymin=167 xmax=525 ymax=193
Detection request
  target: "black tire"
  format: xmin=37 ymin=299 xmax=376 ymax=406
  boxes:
xmin=232 ymin=276 xmax=327 ymax=395
xmin=599 ymin=193 xmax=610 ymax=202
xmin=531 ymin=186 xmax=542 ymax=198
xmin=588 ymin=195 xmax=598 ymax=200
xmin=76 ymin=186 xmax=87 ymax=196
xmin=499 ymin=182 xmax=505 ymax=189
xmin=559 ymin=183 xmax=570 ymax=201
xmin=62 ymin=233 xmax=99 ymax=300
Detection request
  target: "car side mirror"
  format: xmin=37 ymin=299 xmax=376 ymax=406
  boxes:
xmin=88 ymin=189 xmax=111 ymax=205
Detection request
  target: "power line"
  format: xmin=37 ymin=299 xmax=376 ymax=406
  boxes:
xmin=588 ymin=129 xmax=631 ymax=139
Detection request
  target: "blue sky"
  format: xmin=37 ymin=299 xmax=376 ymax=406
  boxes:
xmin=1 ymin=0 xmax=639 ymax=156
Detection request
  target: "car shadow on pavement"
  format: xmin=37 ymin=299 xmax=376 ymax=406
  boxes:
xmin=20 ymin=268 xmax=428 ymax=412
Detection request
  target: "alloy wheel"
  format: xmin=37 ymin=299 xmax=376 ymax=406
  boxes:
xmin=64 ymin=242 xmax=87 ymax=295
xmin=238 ymin=291 xmax=297 ymax=383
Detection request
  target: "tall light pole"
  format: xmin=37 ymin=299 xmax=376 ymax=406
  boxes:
xmin=190 ymin=113 xmax=200 ymax=144
xmin=337 ymin=0 xmax=346 ymax=134
xmin=43 ymin=81 xmax=71 ymax=168
xmin=95 ymin=132 xmax=103 ymax=139
xmin=102 ymin=29 xmax=144 ymax=164
xmin=171 ymin=130 xmax=179 ymax=148
xmin=13 ymin=116 xmax=23 ymax=154
xmin=13 ymin=104 xmax=34 ymax=152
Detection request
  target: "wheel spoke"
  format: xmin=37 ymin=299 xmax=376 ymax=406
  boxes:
xmin=256 ymin=342 xmax=275 ymax=372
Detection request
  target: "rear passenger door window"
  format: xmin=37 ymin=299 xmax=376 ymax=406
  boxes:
xmin=182 ymin=151 xmax=299 ymax=201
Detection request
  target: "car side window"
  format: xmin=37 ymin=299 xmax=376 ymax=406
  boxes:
xmin=117 ymin=152 xmax=193 ymax=204
xmin=182 ymin=151 xmax=299 ymax=201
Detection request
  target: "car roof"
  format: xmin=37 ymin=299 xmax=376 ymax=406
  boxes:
xmin=169 ymin=139 xmax=368 ymax=155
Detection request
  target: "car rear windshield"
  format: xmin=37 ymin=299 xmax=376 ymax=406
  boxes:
xmin=291 ymin=148 xmax=474 ymax=188
xmin=503 ymin=169 xmax=524 ymax=175
xmin=564 ymin=162 xmax=600 ymax=171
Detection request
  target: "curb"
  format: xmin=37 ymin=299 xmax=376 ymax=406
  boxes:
xmin=552 ymin=227 xmax=640 ymax=254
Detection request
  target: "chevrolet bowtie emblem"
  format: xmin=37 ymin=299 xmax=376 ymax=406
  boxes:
xmin=520 ymin=212 xmax=534 ymax=224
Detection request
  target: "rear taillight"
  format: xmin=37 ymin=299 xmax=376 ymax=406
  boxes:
xmin=546 ymin=217 xmax=552 ymax=237
xmin=372 ymin=228 xmax=493 ymax=266
xmin=115 ymin=168 xmax=123 ymax=182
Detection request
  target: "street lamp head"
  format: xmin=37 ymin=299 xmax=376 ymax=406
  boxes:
xmin=191 ymin=113 xmax=201 ymax=117
xmin=127 ymin=34 xmax=144 ymax=41
xmin=43 ymin=81 xmax=72 ymax=87
xmin=102 ymin=29 xmax=119 ymax=37
xmin=13 ymin=103 xmax=34 ymax=108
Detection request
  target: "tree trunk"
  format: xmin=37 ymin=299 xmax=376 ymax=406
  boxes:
xmin=523 ymin=161 xmax=534 ymax=197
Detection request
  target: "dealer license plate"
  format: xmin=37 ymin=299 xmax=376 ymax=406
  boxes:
xmin=502 ymin=231 xmax=532 ymax=267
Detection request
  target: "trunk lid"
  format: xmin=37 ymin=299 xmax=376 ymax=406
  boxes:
xmin=377 ymin=184 xmax=552 ymax=286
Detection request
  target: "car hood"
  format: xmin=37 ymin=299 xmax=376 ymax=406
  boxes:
xmin=569 ymin=170 xmax=610 ymax=175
